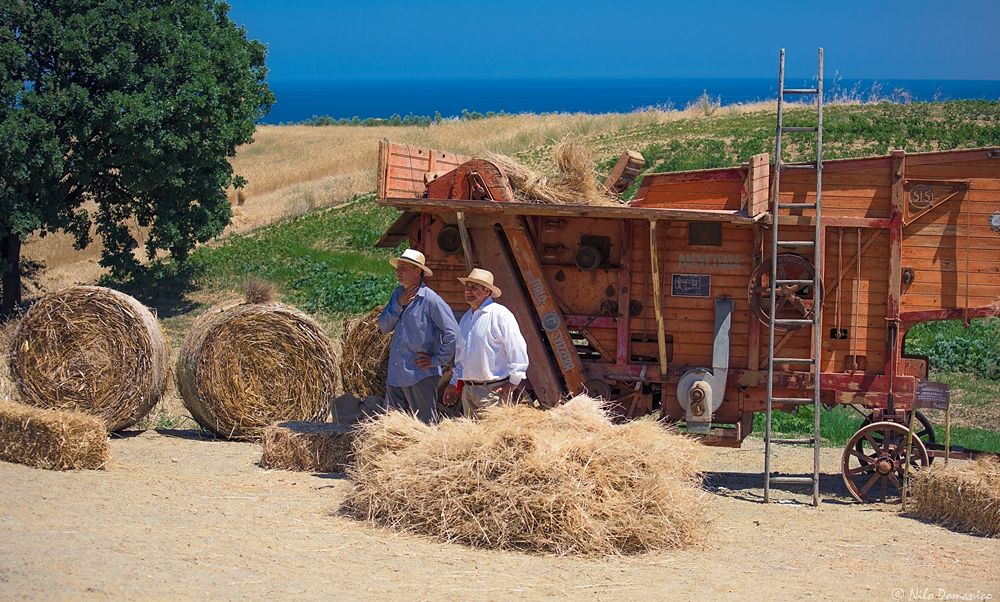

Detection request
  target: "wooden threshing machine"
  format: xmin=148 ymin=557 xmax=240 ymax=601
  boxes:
xmin=375 ymin=57 xmax=1000 ymax=504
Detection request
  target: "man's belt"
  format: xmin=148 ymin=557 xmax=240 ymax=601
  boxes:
xmin=462 ymin=377 xmax=509 ymax=386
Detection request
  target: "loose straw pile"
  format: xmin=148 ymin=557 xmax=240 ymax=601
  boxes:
xmin=344 ymin=395 xmax=706 ymax=556
xmin=487 ymin=138 xmax=618 ymax=205
xmin=8 ymin=286 xmax=168 ymax=431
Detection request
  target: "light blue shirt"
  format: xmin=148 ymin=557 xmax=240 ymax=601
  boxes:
xmin=378 ymin=283 xmax=459 ymax=388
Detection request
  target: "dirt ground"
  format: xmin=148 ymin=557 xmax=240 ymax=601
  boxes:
xmin=1 ymin=432 xmax=997 ymax=601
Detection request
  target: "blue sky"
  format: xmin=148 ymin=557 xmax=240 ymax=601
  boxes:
xmin=228 ymin=1 xmax=1000 ymax=81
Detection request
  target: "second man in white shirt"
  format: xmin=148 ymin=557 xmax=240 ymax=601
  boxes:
xmin=443 ymin=268 xmax=529 ymax=418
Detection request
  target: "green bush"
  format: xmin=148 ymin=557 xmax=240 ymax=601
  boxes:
xmin=905 ymin=319 xmax=1000 ymax=379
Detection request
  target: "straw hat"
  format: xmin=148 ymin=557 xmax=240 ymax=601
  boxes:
xmin=389 ymin=249 xmax=432 ymax=276
xmin=458 ymin=268 xmax=501 ymax=298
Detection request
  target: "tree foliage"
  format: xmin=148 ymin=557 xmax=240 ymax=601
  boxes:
xmin=0 ymin=0 xmax=273 ymax=313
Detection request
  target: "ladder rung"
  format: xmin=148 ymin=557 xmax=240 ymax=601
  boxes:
xmin=780 ymin=163 xmax=817 ymax=170
xmin=773 ymin=357 xmax=814 ymax=364
xmin=777 ymin=203 xmax=817 ymax=210
xmin=768 ymin=475 xmax=816 ymax=485
xmin=781 ymin=126 xmax=819 ymax=133
xmin=773 ymin=318 xmax=814 ymax=325
xmin=783 ymin=88 xmax=818 ymax=95
xmin=774 ymin=279 xmax=815 ymax=285
xmin=772 ymin=397 xmax=814 ymax=404
xmin=772 ymin=438 xmax=816 ymax=445
xmin=776 ymin=240 xmax=815 ymax=247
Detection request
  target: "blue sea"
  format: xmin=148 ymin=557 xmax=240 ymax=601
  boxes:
xmin=261 ymin=77 xmax=1000 ymax=124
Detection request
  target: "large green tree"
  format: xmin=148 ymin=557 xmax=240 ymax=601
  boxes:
xmin=0 ymin=0 xmax=273 ymax=315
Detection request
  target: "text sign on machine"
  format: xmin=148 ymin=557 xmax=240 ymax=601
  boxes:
xmin=914 ymin=381 xmax=950 ymax=411
xmin=671 ymin=274 xmax=711 ymax=298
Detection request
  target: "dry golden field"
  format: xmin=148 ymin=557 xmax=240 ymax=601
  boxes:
xmin=21 ymin=103 xmax=777 ymax=295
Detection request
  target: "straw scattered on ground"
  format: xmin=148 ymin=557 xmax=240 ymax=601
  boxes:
xmin=339 ymin=306 xmax=391 ymax=399
xmin=260 ymin=421 xmax=354 ymax=473
xmin=8 ymin=285 xmax=168 ymax=431
xmin=344 ymin=395 xmax=706 ymax=556
xmin=907 ymin=457 xmax=1000 ymax=537
xmin=0 ymin=399 xmax=111 ymax=470
xmin=177 ymin=294 xmax=338 ymax=440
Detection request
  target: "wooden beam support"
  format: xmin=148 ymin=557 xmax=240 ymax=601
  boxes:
xmin=379 ymin=197 xmax=756 ymax=224
xmin=466 ymin=220 xmax=565 ymax=405
xmin=616 ymin=220 xmax=633 ymax=366
xmin=500 ymin=217 xmax=585 ymax=396
xmin=455 ymin=210 xmax=474 ymax=272
xmin=649 ymin=220 xmax=668 ymax=377
xmin=886 ymin=150 xmax=906 ymax=411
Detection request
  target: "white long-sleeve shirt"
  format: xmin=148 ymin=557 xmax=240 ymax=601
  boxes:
xmin=450 ymin=298 xmax=529 ymax=386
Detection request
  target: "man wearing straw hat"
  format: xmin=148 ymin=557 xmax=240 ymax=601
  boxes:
xmin=379 ymin=249 xmax=459 ymax=425
xmin=443 ymin=268 xmax=529 ymax=419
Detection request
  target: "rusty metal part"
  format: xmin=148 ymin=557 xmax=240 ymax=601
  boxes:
xmin=584 ymin=379 xmax=612 ymax=401
xmin=424 ymin=159 xmax=515 ymax=202
xmin=748 ymin=254 xmax=822 ymax=330
xmin=842 ymin=421 xmax=928 ymax=503
xmin=858 ymin=410 xmax=936 ymax=464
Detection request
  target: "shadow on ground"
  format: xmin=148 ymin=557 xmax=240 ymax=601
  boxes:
xmin=101 ymin=261 xmax=203 ymax=319
xmin=703 ymin=470 xmax=857 ymax=504
xmin=154 ymin=428 xmax=222 ymax=441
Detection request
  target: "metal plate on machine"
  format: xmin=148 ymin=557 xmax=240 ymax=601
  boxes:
xmin=671 ymin=274 xmax=711 ymax=297
xmin=914 ymin=381 xmax=950 ymax=411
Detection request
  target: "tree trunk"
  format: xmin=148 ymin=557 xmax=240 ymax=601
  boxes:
xmin=1 ymin=232 xmax=22 ymax=318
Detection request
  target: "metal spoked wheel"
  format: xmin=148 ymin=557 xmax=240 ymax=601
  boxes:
xmin=748 ymin=254 xmax=822 ymax=330
xmin=858 ymin=410 xmax=936 ymax=464
xmin=842 ymin=421 xmax=928 ymax=503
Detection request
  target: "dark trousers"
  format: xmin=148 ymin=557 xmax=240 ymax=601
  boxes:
xmin=385 ymin=375 xmax=440 ymax=425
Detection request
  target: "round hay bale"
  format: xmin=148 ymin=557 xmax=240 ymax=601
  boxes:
xmin=177 ymin=300 xmax=337 ymax=439
xmin=344 ymin=394 xmax=705 ymax=556
xmin=260 ymin=421 xmax=354 ymax=472
xmin=8 ymin=285 xmax=168 ymax=431
xmin=339 ymin=306 xmax=390 ymax=399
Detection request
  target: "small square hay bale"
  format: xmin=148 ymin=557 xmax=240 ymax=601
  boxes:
xmin=908 ymin=457 xmax=1000 ymax=537
xmin=0 ymin=399 xmax=111 ymax=470
xmin=260 ymin=421 xmax=354 ymax=473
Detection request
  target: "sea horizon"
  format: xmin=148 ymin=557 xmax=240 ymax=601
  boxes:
xmin=260 ymin=76 xmax=1000 ymax=124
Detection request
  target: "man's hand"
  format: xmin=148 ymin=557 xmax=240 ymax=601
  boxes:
xmin=399 ymin=284 xmax=420 ymax=306
xmin=443 ymin=384 xmax=459 ymax=406
xmin=414 ymin=352 xmax=433 ymax=369
xmin=496 ymin=382 xmax=516 ymax=404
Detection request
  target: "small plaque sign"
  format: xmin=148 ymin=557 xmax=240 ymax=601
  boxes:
xmin=914 ymin=381 xmax=950 ymax=411
xmin=671 ymin=274 xmax=711 ymax=298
